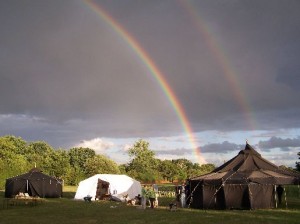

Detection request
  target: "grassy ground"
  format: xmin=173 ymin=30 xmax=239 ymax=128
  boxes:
xmin=0 ymin=186 xmax=299 ymax=224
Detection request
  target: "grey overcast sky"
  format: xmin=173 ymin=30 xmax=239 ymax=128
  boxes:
xmin=1 ymin=0 xmax=300 ymax=167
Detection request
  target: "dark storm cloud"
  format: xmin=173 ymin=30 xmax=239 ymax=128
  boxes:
xmin=0 ymin=0 xmax=180 ymax=136
xmin=183 ymin=0 xmax=300 ymax=132
xmin=200 ymin=141 xmax=243 ymax=154
xmin=154 ymin=148 xmax=191 ymax=156
xmin=258 ymin=136 xmax=300 ymax=150
xmin=1 ymin=0 xmax=300 ymax=148
xmin=276 ymin=62 xmax=300 ymax=92
xmin=97 ymin=0 xmax=300 ymax=133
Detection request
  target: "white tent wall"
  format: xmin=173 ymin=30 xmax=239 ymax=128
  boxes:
xmin=74 ymin=174 xmax=142 ymax=201
xmin=74 ymin=175 xmax=99 ymax=200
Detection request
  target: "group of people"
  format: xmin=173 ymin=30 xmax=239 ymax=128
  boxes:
xmin=141 ymin=185 xmax=158 ymax=209
xmin=139 ymin=183 xmax=187 ymax=209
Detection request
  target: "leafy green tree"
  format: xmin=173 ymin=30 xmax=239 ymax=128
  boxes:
xmin=0 ymin=138 xmax=15 ymax=159
xmin=67 ymin=147 xmax=96 ymax=184
xmin=84 ymin=154 xmax=120 ymax=176
xmin=172 ymin=158 xmax=193 ymax=169
xmin=177 ymin=169 xmax=188 ymax=182
xmin=26 ymin=141 xmax=55 ymax=172
xmin=68 ymin=147 xmax=96 ymax=170
xmin=128 ymin=139 xmax=156 ymax=170
xmin=170 ymin=159 xmax=216 ymax=181
xmin=0 ymin=135 xmax=23 ymax=159
xmin=172 ymin=158 xmax=193 ymax=180
xmin=0 ymin=135 xmax=217 ymax=188
xmin=296 ymin=152 xmax=300 ymax=171
xmin=50 ymin=149 xmax=71 ymax=178
xmin=0 ymin=136 xmax=30 ymax=189
xmin=0 ymin=155 xmax=30 ymax=190
xmin=200 ymin=163 xmax=216 ymax=173
xmin=187 ymin=163 xmax=215 ymax=178
xmin=0 ymin=135 xmax=27 ymax=155
xmin=64 ymin=167 xmax=86 ymax=186
xmin=118 ymin=164 xmax=127 ymax=174
xmin=126 ymin=139 xmax=160 ymax=182
xmin=158 ymin=160 xmax=178 ymax=182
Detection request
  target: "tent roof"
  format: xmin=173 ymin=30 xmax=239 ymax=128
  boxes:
xmin=6 ymin=168 xmax=59 ymax=181
xmin=191 ymin=143 xmax=300 ymax=185
xmin=214 ymin=143 xmax=279 ymax=172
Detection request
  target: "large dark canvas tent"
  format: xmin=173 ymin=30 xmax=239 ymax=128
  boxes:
xmin=5 ymin=168 xmax=63 ymax=198
xmin=186 ymin=143 xmax=300 ymax=210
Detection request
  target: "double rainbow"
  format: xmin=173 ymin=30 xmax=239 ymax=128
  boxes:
xmin=84 ymin=0 xmax=207 ymax=164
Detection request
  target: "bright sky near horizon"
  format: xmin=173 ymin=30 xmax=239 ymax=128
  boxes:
xmin=1 ymin=0 xmax=300 ymax=167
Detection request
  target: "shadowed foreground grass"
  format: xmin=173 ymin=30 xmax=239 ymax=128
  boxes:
xmin=0 ymin=186 xmax=299 ymax=224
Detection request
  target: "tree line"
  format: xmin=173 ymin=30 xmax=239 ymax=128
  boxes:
xmin=0 ymin=136 xmax=218 ymax=189
xmin=1 ymin=136 xmax=300 ymax=189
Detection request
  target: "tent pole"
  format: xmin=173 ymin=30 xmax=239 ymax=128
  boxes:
xmin=248 ymin=184 xmax=253 ymax=209
xmin=274 ymin=185 xmax=277 ymax=208
xmin=283 ymin=186 xmax=287 ymax=209
xmin=187 ymin=181 xmax=201 ymax=209
xmin=214 ymin=190 xmax=217 ymax=208
xmin=207 ymin=171 xmax=237 ymax=209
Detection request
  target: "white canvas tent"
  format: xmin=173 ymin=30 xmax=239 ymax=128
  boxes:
xmin=74 ymin=174 xmax=142 ymax=201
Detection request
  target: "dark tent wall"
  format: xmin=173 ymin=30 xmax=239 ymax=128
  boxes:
xmin=249 ymin=184 xmax=275 ymax=209
xmin=187 ymin=143 xmax=300 ymax=210
xmin=223 ymin=184 xmax=250 ymax=209
xmin=188 ymin=182 xmax=275 ymax=209
xmin=188 ymin=182 xmax=226 ymax=209
xmin=5 ymin=168 xmax=62 ymax=198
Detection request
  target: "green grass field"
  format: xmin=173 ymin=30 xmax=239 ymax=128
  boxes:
xmin=0 ymin=186 xmax=300 ymax=224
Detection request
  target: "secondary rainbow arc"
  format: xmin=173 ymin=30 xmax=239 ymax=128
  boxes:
xmin=180 ymin=0 xmax=258 ymax=131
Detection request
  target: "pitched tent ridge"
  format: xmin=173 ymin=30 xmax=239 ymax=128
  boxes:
xmin=239 ymin=143 xmax=261 ymax=156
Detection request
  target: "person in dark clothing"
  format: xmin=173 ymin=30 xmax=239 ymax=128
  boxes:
xmin=135 ymin=194 xmax=142 ymax=205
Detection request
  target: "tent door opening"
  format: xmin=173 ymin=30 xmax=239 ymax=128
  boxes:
xmin=95 ymin=179 xmax=110 ymax=200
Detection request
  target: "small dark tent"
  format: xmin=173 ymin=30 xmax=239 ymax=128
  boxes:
xmin=5 ymin=168 xmax=63 ymax=198
xmin=186 ymin=143 xmax=300 ymax=210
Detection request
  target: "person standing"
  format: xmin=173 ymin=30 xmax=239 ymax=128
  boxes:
xmin=148 ymin=186 xmax=156 ymax=209
xmin=180 ymin=183 xmax=186 ymax=208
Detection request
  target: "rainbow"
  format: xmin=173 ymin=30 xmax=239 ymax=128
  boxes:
xmin=180 ymin=0 xmax=257 ymax=131
xmin=84 ymin=0 xmax=207 ymax=164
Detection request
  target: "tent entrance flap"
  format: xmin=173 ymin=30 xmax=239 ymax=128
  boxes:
xmin=96 ymin=179 xmax=110 ymax=200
